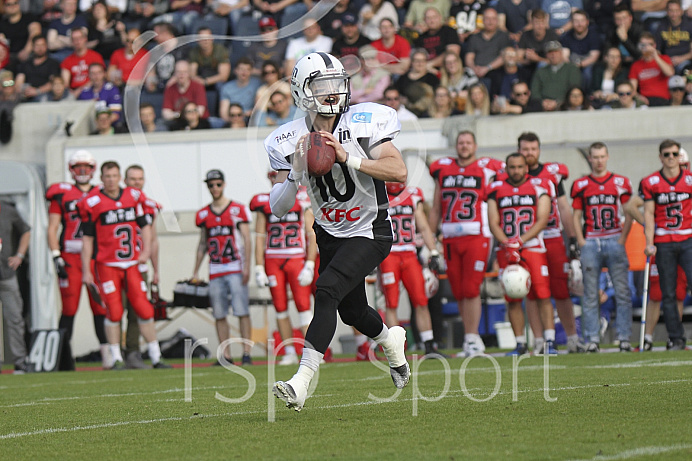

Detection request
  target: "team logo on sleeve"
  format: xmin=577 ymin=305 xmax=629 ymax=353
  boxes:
xmin=614 ymin=177 xmax=624 ymax=186
xmin=686 ymin=176 xmax=692 ymax=186
xmin=351 ymin=112 xmax=372 ymax=123
xmin=86 ymin=195 xmax=101 ymax=207
xmin=649 ymin=176 xmax=660 ymax=185
xmin=275 ymin=130 xmax=297 ymax=144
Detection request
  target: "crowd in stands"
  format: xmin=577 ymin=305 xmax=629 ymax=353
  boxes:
xmin=1 ymin=0 xmax=692 ymax=133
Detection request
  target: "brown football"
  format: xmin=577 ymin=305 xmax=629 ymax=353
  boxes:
xmin=303 ymin=132 xmax=336 ymax=177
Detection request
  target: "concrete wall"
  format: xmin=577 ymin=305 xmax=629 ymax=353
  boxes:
xmin=25 ymin=104 xmax=692 ymax=356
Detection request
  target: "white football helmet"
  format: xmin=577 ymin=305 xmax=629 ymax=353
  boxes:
xmin=679 ymin=147 xmax=689 ymax=170
xmin=422 ymin=268 xmax=439 ymax=298
xmin=500 ymin=264 xmax=531 ymax=299
xmin=68 ymin=149 xmax=96 ymax=184
xmin=290 ymin=52 xmax=350 ymax=116
xmin=568 ymin=259 xmax=584 ymax=296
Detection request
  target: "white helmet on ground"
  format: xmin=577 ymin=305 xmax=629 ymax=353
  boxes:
xmin=68 ymin=149 xmax=96 ymax=184
xmin=290 ymin=52 xmax=350 ymax=116
xmin=500 ymin=264 xmax=531 ymax=299
xmin=568 ymin=259 xmax=584 ymax=296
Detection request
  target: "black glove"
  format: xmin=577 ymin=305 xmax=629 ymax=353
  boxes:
xmin=568 ymin=238 xmax=580 ymax=260
xmin=428 ymin=249 xmax=444 ymax=273
xmin=54 ymin=255 xmax=69 ymax=279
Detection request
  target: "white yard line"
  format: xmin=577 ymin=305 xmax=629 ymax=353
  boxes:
xmin=568 ymin=443 xmax=692 ymax=460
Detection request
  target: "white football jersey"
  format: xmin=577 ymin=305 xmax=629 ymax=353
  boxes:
xmin=265 ymin=102 xmax=401 ymax=240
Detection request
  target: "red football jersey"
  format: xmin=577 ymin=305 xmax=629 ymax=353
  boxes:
xmin=46 ymin=182 xmax=95 ymax=254
xmin=488 ymin=177 xmax=551 ymax=250
xmin=571 ymin=173 xmax=632 ymax=238
xmin=388 ymin=186 xmax=424 ymax=253
xmin=639 ymin=170 xmax=692 ymax=243
xmin=250 ymin=193 xmax=307 ymax=259
xmin=79 ymin=187 xmax=151 ymax=267
xmin=196 ymin=201 xmax=250 ymax=279
xmin=528 ymin=162 xmax=568 ymax=239
xmin=429 ymin=156 xmax=503 ymax=239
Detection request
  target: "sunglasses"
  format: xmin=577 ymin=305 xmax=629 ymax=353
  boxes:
xmin=513 ymin=91 xmax=529 ymax=96
xmin=670 ymin=87 xmax=685 ymax=92
xmin=262 ymin=69 xmax=278 ymax=75
xmin=662 ymin=151 xmax=680 ymax=158
xmin=618 ymin=91 xmax=632 ymax=96
xmin=229 ymin=112 xmax=244 ymax=117
xmin=207 ymin=182 xmax=224 ymax=188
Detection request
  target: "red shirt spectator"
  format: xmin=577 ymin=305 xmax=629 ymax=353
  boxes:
xmin=162 ymin=60 xmax=209 ymax=119
xmin=60 ymin=27 xmax=105 ymax=91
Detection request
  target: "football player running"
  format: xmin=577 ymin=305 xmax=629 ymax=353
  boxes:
xmin=265 ymin=52 xmax=409 ymax=411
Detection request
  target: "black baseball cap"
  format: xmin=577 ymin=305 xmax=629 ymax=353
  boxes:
xmin=204 ymin=169 xmax=225 ymax=182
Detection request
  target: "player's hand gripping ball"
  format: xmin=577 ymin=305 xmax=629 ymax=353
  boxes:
xmin=301 ymin=132 xmax=336 ymax=177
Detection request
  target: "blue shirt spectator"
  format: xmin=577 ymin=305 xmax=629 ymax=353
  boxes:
xmin=219 ymin=57 xmax=262 ymax=122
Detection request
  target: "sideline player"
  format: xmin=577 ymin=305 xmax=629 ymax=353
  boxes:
xmin=46 ymin=150 xmax=109 ymax=370
xmin=488 ymin=153 xmax=553 ymax=355
xmin=428 ymin=131 xmax=504 ymax=357
xmin=381 ymin=182 xmax=444 ymax=356
xmin=266 ymin=52 xmax=409 ymax=411
xmin=514 ymin=132 xmax=583 ymax=353
xmin=639 ymin=139 xmax=692 ymax=351
xmin=80 ymin=161 xmax=170 ymax=369
xmin=250 ymin=171 xmax=317 ymax=365
xmin=192 ymin=170 xmax=253 ymax=365
xmin=571 ymin=142 xmax=633 ymax=352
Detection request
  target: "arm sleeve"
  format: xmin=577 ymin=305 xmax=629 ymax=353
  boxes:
xmin=270 ymin=179 xmax=300 ymax=218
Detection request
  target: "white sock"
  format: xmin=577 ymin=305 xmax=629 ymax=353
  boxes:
xmin=373 ymin=324 xmax=389 ymax=345
xmin=465 ymin=333 xmax=481 ymax=343
xmin=644 ymin=334 xmax=653 ymax=343
xmin=354 ymin=334 xmax=368 ymax=347
xmin=291 ymin=348 xmax=323 ymax=387
xmin=100 ymin=344 xmax=113 ymax=368
xmin=284 ymin=345 xmax=296 ymax=356
xmin=110 ymin=344 xmax=123 ymax=363
xmin=534 ymin=337 xmax=544 ymax=351
xmin=544 ymin=329 xmax=556 ymax=342
xmin=568 ymin=334 xmax=579 ymax=342
xmin=148 ymin=340 xmax=162 ymax=365
xmin=515 ymin=335 xmax=526 ymax=344
xmin=420 ymin=329 xmax=434 ymax=343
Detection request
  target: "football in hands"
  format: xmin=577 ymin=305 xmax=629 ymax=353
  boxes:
xmin=302 ymin=132 xmax=336 ymax=177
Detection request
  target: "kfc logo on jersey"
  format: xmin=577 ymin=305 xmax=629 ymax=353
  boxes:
xmin=275 ymin=130 xmax=297 ymax=144
xmin=351 ymin=112 xmax=372 ymax=123
xmin=321 ymin=206 xmax=361 ymax=222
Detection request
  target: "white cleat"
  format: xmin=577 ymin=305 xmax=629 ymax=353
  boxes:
xmin=383 ymin=326 xmax=410 ymax=389
xmin=462 ymin=337 xmax=486 ymax=358
xmin=272 ymin=379 xmax=308 ymax=412
xmin=278 ymin=353 xmax=299 ymax=366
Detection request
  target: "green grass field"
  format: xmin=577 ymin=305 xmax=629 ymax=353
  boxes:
xmin=2 ymin=350 xmax=692 ymax=460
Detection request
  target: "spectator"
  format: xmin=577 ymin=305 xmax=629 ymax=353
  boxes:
xmin=151 ymin=0 xmax=203 ymax=35
xmin=284 ymin=18 xmax=332 ymax=74
xmin=254 ymin=60 xmax=289 ymax=113
xmin=172 ymin=100 xmax=211 ymax=130
xmin=332 ymin=12 xmax=371 ymax=59
xmin=251 ymin=0 xmax=307 ymax=29
xmin=438 ymin=49 xmax=477 ymax=110
xmin=188 ymin=26 xmax=231 ymax=93
xmin=559 ymin=85 xmax=593 ymax=109
xmin=91 ymin=107 xmax=121 ymax=134
xmin=60 ymin=27 xmax=106 ymax=95
xmin=78 ymin=62 xmax=123 ymax=123
xmin=464 ymin=82 xmax=490 ymax=115
xmin=350 ymin=44 xmax=391 ymax=104
xmin=449 ymin=0 xmax=487 ymax=44
xmin=561 ymin=9 xmax=602 ymax=90
xmin=15 ymin=35 xmax=60 ymax=101
xmin=404 ymin=0 xmax=451 ymax=33
xmin=193 ymin=169 xmax=253 ymax=365
xmin=219 ymin=57 xmax=261 ymax=121
xmin=44 ymin=74 xmax=74 ymax=101
xmin=359 ymin=0 xmax=398 ymax=40
xmin=370 ymin=17 xmax=412 ymax=75
xmin=394 ymin=48 xmax=439 ymax=108
xmin=423 ymin=85 xmax=461 ymax=117
xmin=656 ymin=0 xmax=692 ymax=73
xmin=517 ymin=9 xmax=560 ymax=77
xmin=87 ymin=0 xmax=126 ymax=61
xmin=489 ymin=46 xmax=532 ymax=99
xmin=162 ymin=59 xmax=208 ymax=123
xmin=542 ymin=0 xmax=582 ymax=34
xmin=590 ymin=46 xmax=630 ymax=108
xmin=139 ymin=101 xmax=167 ymax=131
xmin=255 ymin=90 xmax=299 ymax=126
xmin=208 ymin=0 xmax=248 ymax=34
xmin=414 ymin=7 xmax=461 ymax=70
xmin=464 ymin=8 xmax=512 ymax=84
xmin=668 ymin=74 xmax=691 ymax=104
xmin=47 ymin=0 xmax=88 ymax=62
xmin=629 ymin=32 xmax=675 ymax=106
xmin=247 ymin=17 xmax=287 ymax=76
xmin=318 ymin=0 xmax=358 ymax=39
xmin=608 ymin=81 xmax=648 ymax=108
xmin=632 ymin=0 xmax=668 ymax=34
xmin=606 ymin=5 xmax=644 ymax=66
xmin=492 ymin=79 xmax=543 ymax=113
xmin=227 ymin=102 xmax=247 ymax=128
xmin=571 ymin=142 xmax=633 ymax=352
xmin=107 ymin=28 xmax=149 ymax=88
xmin=496 ymin=0 xmax=537 ymax=42
xmin=145 ymin=22 xmax=187 ymax=93
xmin=583 ymin=0 xmax=616 ymax=41
xmin=0 ymin=0 xmax=41 ymax=63
xmin=124 ymin=0 xmax=169 ymax=32
xmin=382 ymin=85 xmax=418 ymax=121
xmin=531 ymin=40 xmax=582 ymax=111
xmin=0 ymin=200 xmax=30 ymax=374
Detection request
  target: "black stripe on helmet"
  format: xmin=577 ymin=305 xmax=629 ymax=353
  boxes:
xmin=316 ymin=52 xmax=334 ymax=69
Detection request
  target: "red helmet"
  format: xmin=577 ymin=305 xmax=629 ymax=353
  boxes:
xmin=386 ymin=182 xmax=405 ymax=195
xmin=68 ymin=150 xmax=96 ymax=184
